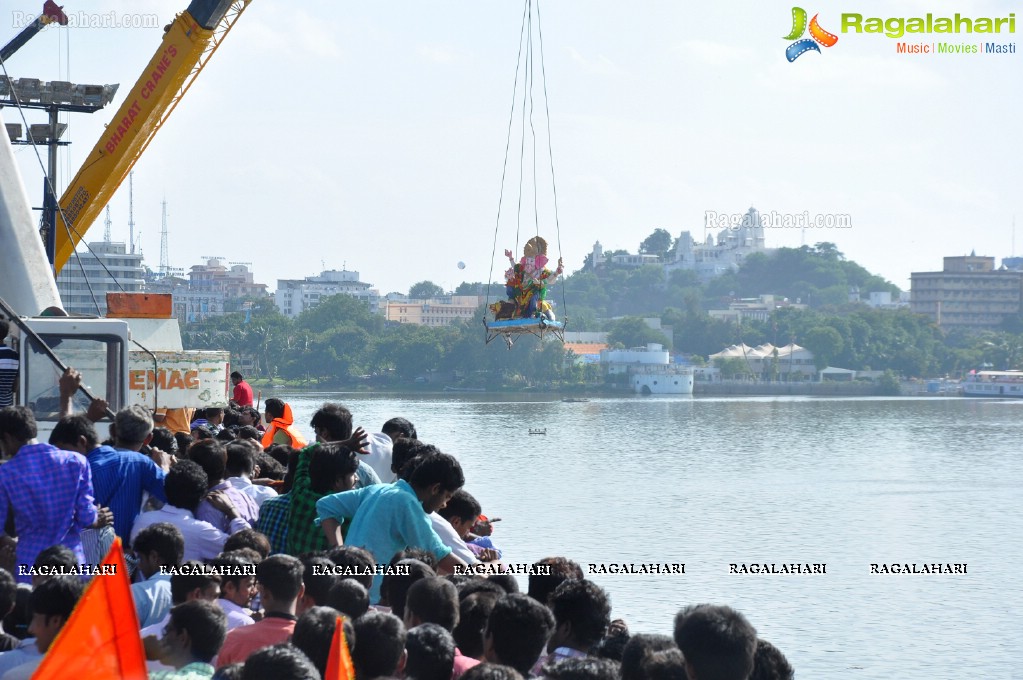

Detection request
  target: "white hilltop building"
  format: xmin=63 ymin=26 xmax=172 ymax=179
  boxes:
xmin=590 ymin=207 xmax=774 ymax=282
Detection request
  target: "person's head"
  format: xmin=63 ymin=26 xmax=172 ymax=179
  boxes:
xmin=238 ymin=425 xmax=262 ymax=443
xmin=31 ymin=545 xmax=77 ymax=587
xmin=238 ymin=408 xmax=262 ymax=428
xmin=242 ymin=643 xmax=320 ymax=680
xmin=456 ymin=578 xmax=506 ymax=601
xmin=170 ymin=561 xmax=222 ymax=604
xmin=352 ymin=610 xmax=406 ymax=680
xmin=309 ymin=443 xmax=359 ymax=494
xmin=620 ymin=634 xmax=677 ymax=680
xmin=547 ymin=579 xmax=611 ymax=653
xmin=527 ymin=557 xmax=584 ymax=606
xmin=408 ymin=453 xmax=464 ymax=513
xmin=205 ymin=407 xmax=225 ymax=426
xmin=0 ymin=406 xmax=37 ymax=456
xmin=452 ymin=591 xmax=501 ymax=660
xmin=0 ymin=569 xmax=16 ymax=621
xmin=223 ymin=529 xmax=271 ymax=559
xmin=390 ymin=439 xmax=439 ymax=478
xmin=436 ymin=490 xmax=482 ymax=540
xmin=404 ymin=577 xmax=459 ymax=631
xmin=226 ymin=441 xmax=257 ymax=478
xmin=150 ymin=427 xmax=179 ymax=455
xmin=460 ymin=664 xmax=524 ymax=680
xmin=114 ymin=404 xmax=154 ymax=450
xmin=405 ymin=623 xmax=455 ymax=680
xmin=191 ymin=424 xmax=214 ymax=441
xmin=749 ymin=639 xmax=794 ymax=680
xmin=382 ymin=559 xmax=435 ymax=620
xmin=325 ymin=579 xmax=369 ymax=620
xmin=325 ymin=545 xmax=376 ymax=591
xmin=673 ymin=604 xmax=757 ymax=680
xmin=292 ymin=606 xmax=355 ymax=679
xmin=487 ymin=574 xmax=519 ymax=596
xmin=637 ymin=649 xmax=686 ymax=680
xmin=484 ymin=593 xmax=555 ymax=676
xmin=161 ymin=600 xmax=228 ymax=667
xmin=28 ymin=576 xmax=84 ymax=653
xmin=299 ymin=556 xmax=339 ymax=614
xmin=164 ymin=460 xmax=209 ymax=513
xmin=188 ymin=439 xmax=227 ymax=486
xmin=382 ymin=417 xmax=417 ymax=441
xmin=174 ymin=432 xmax=194 ymax=455
xmin=209 ymin=554 xmax=256 ymax=608
xmin=230 ymin=371 xmax=244 ymax=386
xmin=216 ymin=428 xmax=237 ymax=443
xmin=310 ymin=403 xmax=354 ymax=442
xmin=49 ymin=415 xmax=100 ymax=454
xmin=263 ymin=398 xmax=285 ymax=422
xmin=256 ymin=555 xmax=304 ymax=612
xmin=541 ymin=657 xmax=621 ymax=680
xmin=133 ymin=523 xmax=185 ymax=577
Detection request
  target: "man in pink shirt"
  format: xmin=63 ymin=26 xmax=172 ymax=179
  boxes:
xmin=215 ymin=555 xmax=304 ymax=667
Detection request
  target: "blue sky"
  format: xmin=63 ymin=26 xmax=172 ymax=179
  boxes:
xmin=4 ymin=0 xmax=1019 ymax=295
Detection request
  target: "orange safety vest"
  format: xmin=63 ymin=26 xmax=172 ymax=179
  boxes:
xmin=260 ymin=403 xmax=308 ymax=449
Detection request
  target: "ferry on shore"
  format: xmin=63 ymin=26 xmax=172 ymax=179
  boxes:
xmin=961 ymin=371 xmax=1023 ymax=398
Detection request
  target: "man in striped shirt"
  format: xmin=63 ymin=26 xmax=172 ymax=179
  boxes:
xmin=0 ymin=320 xmax=17 ymax=408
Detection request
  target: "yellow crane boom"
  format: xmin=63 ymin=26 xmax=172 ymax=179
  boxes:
xmin=54 ymin=0 xmax=252 ymax=273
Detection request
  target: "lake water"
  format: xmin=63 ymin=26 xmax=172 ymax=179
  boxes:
xmin=279 ymin=393 xmax=1021 ymax=679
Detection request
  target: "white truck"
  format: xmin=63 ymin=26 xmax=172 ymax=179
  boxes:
xmin=0 ymin=109 xmax=228 ymax=434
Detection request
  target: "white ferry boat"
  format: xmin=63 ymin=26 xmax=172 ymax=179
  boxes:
xmin=961 ymin=371 xmax=1023 ymax=398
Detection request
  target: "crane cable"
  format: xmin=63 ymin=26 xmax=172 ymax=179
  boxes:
xmin=485 ymin=0 xmax=567 ymax=332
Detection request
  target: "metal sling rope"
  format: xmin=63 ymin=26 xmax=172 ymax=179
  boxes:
xmin=484 ymin=0 xmax=567 ymax=348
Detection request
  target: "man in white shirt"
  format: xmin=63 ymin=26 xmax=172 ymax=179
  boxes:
xmin=131 ymin=461 xmax=250 ymax=562
xmin=208 ymin=554 xmax=257 ymax=630
xmin=360 ymin=417 xmax=418 ymax=483
xmin=226 ymin=441 xmax=277 ymax=508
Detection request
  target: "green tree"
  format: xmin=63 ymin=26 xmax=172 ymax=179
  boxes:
xmin=639 ymin=228 xmax=672 ymax=257
xmin=803 ymin=326 xmax=845 ymax=370
xmin=410 ymin=281 xmax=445 ymax=299
xmin=606 ymin=317 xmax=671 ymax=350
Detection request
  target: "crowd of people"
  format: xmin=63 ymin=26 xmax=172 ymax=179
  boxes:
xmin=0 ymin=370 xmax=794 ymax=680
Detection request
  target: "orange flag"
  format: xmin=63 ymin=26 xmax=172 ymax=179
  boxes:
xmin=325 ymin=616 xmax=355 ymax=680
xmin=31 ymin=537 xmax=148 ymax=680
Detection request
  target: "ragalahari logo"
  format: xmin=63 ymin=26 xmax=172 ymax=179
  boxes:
xmin=784 ymin=7 xmax=839 ymax=61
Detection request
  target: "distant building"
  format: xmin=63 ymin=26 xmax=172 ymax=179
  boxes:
xmin=187 ymin=258 xmax=267 ymax=302
xmin=147 ymin=275 xmax=225 ymax=323
xmin=384 ymin=295 xmax=483 ymax=327
xmin=664 ymin=207 xmax=772 ymax=281
xmin=56 ymin=241 xmax=144 ymax=316
xmin=709 ymin=343 xmax=817 ymax=381
xmin=910 ymin=255 xmax=1023 ymax=331
xmin=275 ymin=269 xmax=381 ymax=319
xmin=591 ymin=207 xmax=774 ymax=282
xmin=708 ymin=294 xmax=807 ymax=324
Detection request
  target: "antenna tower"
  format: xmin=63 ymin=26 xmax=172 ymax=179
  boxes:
xmin=103 ymin=206 xmax=112 ymax=242
xmin=160 ymin=199 xmax=170 ymax=275
xmin=128 ymin=171 xmax=136 ymax=254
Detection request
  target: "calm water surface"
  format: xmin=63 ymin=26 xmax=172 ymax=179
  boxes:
xmin=279 ymin=393 xmax=1021 ymax=679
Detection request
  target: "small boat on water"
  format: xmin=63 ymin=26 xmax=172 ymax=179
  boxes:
xmin=443 ymin=386 xmax=486 ymax=393
xmin=962 ymin=370 xmax=1023 ymax=398
xmin=528 ymin=428 xmax=547 ymax=435
xmin=561 ymin=398 xmax=589 ymax=403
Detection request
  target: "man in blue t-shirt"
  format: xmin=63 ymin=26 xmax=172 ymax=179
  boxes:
xmin=316 ymin=452 xmax=469 ymax=602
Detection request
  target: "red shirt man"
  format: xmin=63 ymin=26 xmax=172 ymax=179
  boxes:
xmin=231 ymin=371 xmax=253 ymax=408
